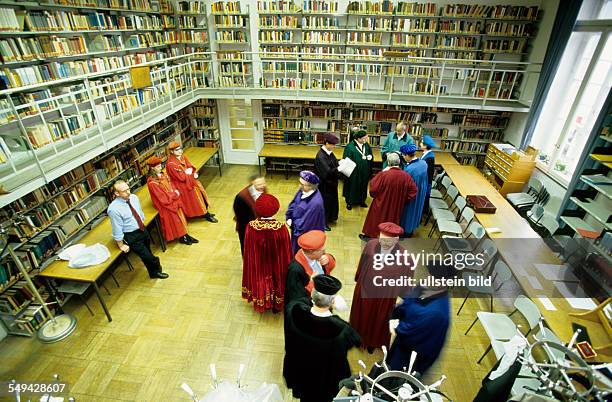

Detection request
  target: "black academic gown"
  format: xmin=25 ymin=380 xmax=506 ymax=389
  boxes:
xmin=285 ymin=260 xmax=311 ymax=307
xmin=283 ymin=299 xmax=361 ymax=402
xmin=233 ymin=189 xmax=256 ymax=254
xmin=314 ymin=147 xmax=339 ymax=223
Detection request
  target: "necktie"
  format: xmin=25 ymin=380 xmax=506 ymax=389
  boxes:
xmin=127 ymin=199 xmax=145 ymax=231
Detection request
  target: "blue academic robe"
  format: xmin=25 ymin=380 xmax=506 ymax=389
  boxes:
xmin=421 ymin=150 xmax=436 ymax=201
xmin=388 ymin=292 xmax=450 ymax=374
xmin=286 ymin=189 xmax=326 ymax=253
xmin=400 ymin=159 xmax=429 ymax=234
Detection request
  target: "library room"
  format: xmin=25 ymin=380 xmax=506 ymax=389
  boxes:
xmin=0 ymin=0 xmax=611 ymax=401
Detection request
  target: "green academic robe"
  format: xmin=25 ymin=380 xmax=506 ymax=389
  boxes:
xmin=381 ymin=131 xmax=414 ymax=168
xmin=342 ymin=140 xmax=372 ymax=205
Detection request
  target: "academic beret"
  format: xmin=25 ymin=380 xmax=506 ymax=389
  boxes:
xmin=422 ymin=135 xmax=437 ymax=149
xmin=353 ymin=129 xmax=367 ymax=139
xmin=324 ymin=133 xmax=340 ymax=145
xmin=146 ymin=156 xmax=163 ymax=167
xmin=313 ymin=274 xmax=342 ymax=296
xmin=168 ymin=141 xmax=181 ymax=150
xmin=297 ymin=230 xmax=326 ymax=251
xmin=255 ymin=193 xmax=280 ymax=218
xmin=378 ymin=222 xmax=404 ymax=237
xmin=299 ymin=170 xmax=320 ymax=185
xmin=400 ymin=143 xmax=418 ymax=155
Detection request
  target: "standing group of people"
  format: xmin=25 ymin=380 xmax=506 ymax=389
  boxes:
xmin=107 ymin=141 xmax=218 ymax=280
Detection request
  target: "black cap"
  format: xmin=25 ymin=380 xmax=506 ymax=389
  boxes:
xmin=313 ymin=274 xmax=342 ymax=296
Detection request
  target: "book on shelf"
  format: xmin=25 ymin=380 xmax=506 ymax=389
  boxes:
xmin=395 ymin=2 xmax=437 ymax=16
xmin=260 ymin=15 xmax=299 ymax=28
xmin=257 ymin=1 xmax=301 ymax=13
xmin=302 ymin=1 xmax=338 ymax=13
xmin=347 ymin=1 xmax=392 ymax=14
xmin=177 ymin=1 xmax=206 ymax=14
xmin=302 ymin=16 xmax=340 ymax=29
xmin=211 ymin=1 xmax=243 ymax=14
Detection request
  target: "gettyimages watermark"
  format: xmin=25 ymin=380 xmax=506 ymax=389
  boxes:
xmin=356 ymin=237 xmax=609 ymax=302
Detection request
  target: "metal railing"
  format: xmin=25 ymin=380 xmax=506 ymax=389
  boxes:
xmin=0 ymin=51 xmax=540 ymax=206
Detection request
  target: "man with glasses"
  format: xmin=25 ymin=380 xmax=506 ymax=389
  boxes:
xmin=286 ymin=170 xmax=326 ymax=254
xmin=166 ymin=141 xmax=218 ymax=223
xmin=108 ymin=180 xmax=168 ymax=279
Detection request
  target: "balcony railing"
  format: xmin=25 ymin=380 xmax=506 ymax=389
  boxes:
xmin=0 ymin=51 xmax=540 ymax=207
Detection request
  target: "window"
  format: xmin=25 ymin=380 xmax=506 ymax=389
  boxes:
xmin=529 ymin=0 xmax=612 ymax=184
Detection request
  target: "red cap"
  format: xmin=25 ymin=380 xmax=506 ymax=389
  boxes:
xmin=168 ymin=141 xmax=181 ymax=150
xmin=146 ymin=156 xmax=162 ymax=167
xmin=378 ymin=222 xmax=403 ymax=237
xmin=298 ymin=230 xmax=326 ymax=251
xmin=255 ymin=193 xmax=280 ymax=217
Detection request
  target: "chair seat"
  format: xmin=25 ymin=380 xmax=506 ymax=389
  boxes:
xmin=430 ymin=198 xmax=449 ymax=210
xmin=507 ymin=193 xmax=534 ymax=203
xmin=442 ymin=236 xmax=472 ymax=252
xmin=433 ymin=208 xmax=456 ymax=221
xmin=430 ymin=189 xmax=443 ymax=199
xmin=476 ymin=312 xmax=517 ymax=341
xmin=437 ymin=220 xmax=462 ymax=235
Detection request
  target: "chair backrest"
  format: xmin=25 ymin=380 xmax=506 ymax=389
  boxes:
xmin=514 ymin=295 xmax=542 ymax=330
xmin=445 ymin=186 xmax=459 ymax=205
xmin=528 ymin=204 xmax=544 ymax=222
xmin=452 ymin=196 xmax=467 ymax=216
xmin=460 ymin=207 xmax=475 ymax=226
xmin=467 ymin=221 xmax=485 ymax=239
xmin=441 ymin=175 xmax=452 ymax=189
xmin=536 ymin=187 xmax=550 ymax=205
xmin=477 ymin=238 xmax=498 ymax=272
xmin=538 ymin=214 xmax=559 ymax=237
xmin=492 ymin=261 xmax=513 ymax=284
xmin=526 ymin=177 xmax=543 ymax=196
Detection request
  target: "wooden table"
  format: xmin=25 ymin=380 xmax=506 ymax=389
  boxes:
xmin=257 ymin=144 xmax=459 ymax=175
xmin=441 ymin=164 xmax=611 ymax=357
xmin=38 ymin=147 xmax=219 ymax=322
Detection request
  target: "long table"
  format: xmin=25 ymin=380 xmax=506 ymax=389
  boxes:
xmin=441 ymin=164 xmax=611 ymax=358
xmin=38 ymin=147 xmax=219 ymax=322
xmin=257 ymin=144 xmax=460 ymax=175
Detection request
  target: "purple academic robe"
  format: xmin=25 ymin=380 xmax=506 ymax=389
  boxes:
xmin=286 ymin=189 xmax=326 ymax=253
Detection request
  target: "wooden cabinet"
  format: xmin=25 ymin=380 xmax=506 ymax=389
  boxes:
xmin=484 ymin=143 xmax=536 ymax=196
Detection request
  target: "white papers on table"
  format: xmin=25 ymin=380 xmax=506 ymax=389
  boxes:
xmin=338 ymin=157 xmax=356 ymax=177
xmin=534 ymin=263 xmax=579 ymax=282
xmin=536 ymin=295 xmax=557 ymax=311
xmin=553 ymin=281 xmax=598 ymax=310
xmin=526 ymin=276 xmax=543 ymax=290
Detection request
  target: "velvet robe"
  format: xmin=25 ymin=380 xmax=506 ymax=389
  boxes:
xmin=342 ymin=140 xmax=372 ymax=205
xmin=233 ymin=186 xmax=257 ymax=254
xmin=388 ymin=292 xmax=451 ymax=375
xmin=242 ymin=218 xmax=292 ymax=313
xmin=166 ymin=154 xmax=210 ymax=218
xmin=283 ymin=299 xmax=361 ymax=402
xmin=361 ymin=167 xmax=417 ymax=238
xmin=400 ymin=159 xmax=429 ymax=234
xmin=147 ymin=173 xmax=188 ymax=242
xmin=285 ymin=189 xmax=326 ymax=254
xmin=349 ymin=240 xmax=413 ymax=349
xmin=314 ymin=147 xmax=339 ymax=223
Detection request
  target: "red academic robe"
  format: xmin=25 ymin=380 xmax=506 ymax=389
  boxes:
xmin=349 ymin=240 xmax=414 ymax=349
xmin=362 ymin=167 xmax=417 ymax=238
xmin=147 ymin=173 xmax=188 ymax=242
xmin=166 ymin=154 xmax=210 ymax=218
xmin=242 ymin=218 xmax=292 ymax=313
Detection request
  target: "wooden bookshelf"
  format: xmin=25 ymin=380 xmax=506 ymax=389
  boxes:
xmin=483 ymin=142 xmax=536 ymax=196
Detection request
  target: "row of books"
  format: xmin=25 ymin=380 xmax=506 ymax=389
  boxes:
xmin=177 ymin=16 xmax=205 ymax=29
xmin=301 ymin=16 xmax=340 ymax=29
xmin=260 ymin=77 xmax=364 ymax=91
xmin=22 ymin=10 xmax=163 ymax=32
xmin=51 ymin=196 xmax=108 ymax=242
xmin=441 ymin=140 xmax=488 ymax=153
xmin=347 ymin=32 xmax=383 ymax=44
xmin=258 ymin=1 xmax=301 ymax=13
xmin=177 ymin=1 xmax=205 ymax=14
xmin=0 ymin=36 xmax=88 ymax=63
xmin=302 ymin=1 xmax=338 ymax=13
xmin=355 ymin=17 xmax=392 ymax=30
xmin=211 ymin=1 xmax=243 ymax=14
xmin=215 ymin=31 xmax=248 ymax=42
xmin=192 ymin=117 xmax=215 ymax=128
xmin=347 ymin=1 xmax=393 ymax=14
xmin=260 ymin=31 xmax=295 ymax=43
xmin=460 ymin=129 xmax=505 ymax=141
xmin=0 ymin=279 xmax=44 ymax=314
xmin=454 ymin=113 xmax=509 ymax=128
xmin=303 ymin=31 xmax=342 ymax=43
xmin=214 ymin=15 xmax=247 ymax=27
xmin=12 ymin=305 xmax=48 ymax=335
xmin=45 ymin=0 xmax=153 ymax=11
xmin=441 ymin=5 xmax=538 ymax=20
xmin=260 ymin=16 xmax=299 ymax=28
xmin=396 ymin=2 xmax=436 ymax=16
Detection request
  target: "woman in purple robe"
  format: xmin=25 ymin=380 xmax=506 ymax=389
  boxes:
xmin=286 ymin=171 xmax=326 ymax=254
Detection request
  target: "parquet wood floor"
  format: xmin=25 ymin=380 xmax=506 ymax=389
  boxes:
xmin=0 ymin=165 xmax=525 ymax=402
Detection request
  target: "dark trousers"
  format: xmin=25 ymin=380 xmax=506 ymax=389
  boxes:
xmin=123 ymin=229 xmax=162 ymax=277
xmin=320 ymin=183 xmax=339 ymax=223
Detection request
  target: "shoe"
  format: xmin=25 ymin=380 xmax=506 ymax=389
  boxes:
xmin=324 ymin=225 xmax=331 ymax=231
xmin=186 ymin=234 xmax=199 ymax=243
xmin=360 ymin=202 xmax=368 ymax=207
xmin=346 ymin=204 xmax=352 ymax=210
xmin=179 ymin=235 xmax=192 ymax=245
xmin=204 ymin=213 xmax=218 ymax=223
xmin=151 ymin=272 xmax=169 ymax=279
xmin=358 ymin=234 xmax=369 ymax=241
